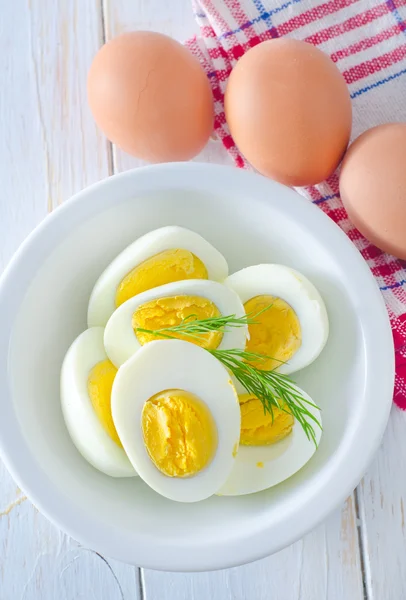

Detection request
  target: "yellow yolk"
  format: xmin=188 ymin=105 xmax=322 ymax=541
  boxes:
xmin=244 ymin=294 xmax=301 ymax=371
xmin=115 ymin=249 xmax=208 ymax=307
xmin=239 ymin=393 xmax=294 ymax=445
xmin=87 ymin=359 xmax=122 ymax=447
xmin=132 ymin=295 xmax=223 ymax=350
xmin=141 ymin=389 xmax=217 ymax=477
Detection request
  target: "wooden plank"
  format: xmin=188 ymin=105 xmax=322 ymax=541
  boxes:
xmin=0 ymin=489 xmax=139 ymax=600
xmin=0 ymin=1 xmax=139 ymax=597
xmin=103 ymin=1 xmax=366 ymax=598
xmin=357 ymin=407 xmax=406 ymax=600
xmin=142 ymin=497 xmax=364 ymax=600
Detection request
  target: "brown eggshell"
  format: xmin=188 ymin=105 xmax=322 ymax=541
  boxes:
xmin=87 ymin=31 xmax=214 ymax=162
xmin=224 ymin=39 xmax=352 ymax=186
xmin=339 ymin=123 xmax=406 ymax=260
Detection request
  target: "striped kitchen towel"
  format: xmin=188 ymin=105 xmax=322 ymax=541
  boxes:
xmin=185 ymin=0 xmax=406 ymax=409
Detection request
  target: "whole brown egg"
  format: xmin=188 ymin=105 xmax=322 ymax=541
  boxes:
xmin=225 ymin=39 xmax=352 ymax=187
xmin=340 ymin=123 xmax=406 ymax=259
xmin=87 ymin=31 xmax=214 ymax=162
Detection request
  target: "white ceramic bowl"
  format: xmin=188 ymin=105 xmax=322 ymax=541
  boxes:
xmin=0 ymin=163 xmax=394 ymax=571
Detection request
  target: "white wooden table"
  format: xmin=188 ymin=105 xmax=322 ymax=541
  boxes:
xmin=0 ymin=1 xmax=405 ymax=598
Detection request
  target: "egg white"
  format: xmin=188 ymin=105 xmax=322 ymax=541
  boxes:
xmin=104 ymin=279 xmax=248 ymax=368
xmin=87 ymin=226 xmax=229 ymax=327
xmin=112 ymin=340 xmax=241 ymax=502
xmin=225 ymin=264 xmax=329 ymax=374
xmin=60 ymin=327 xmax=136 ymax=478
xmin=218 ymin=380 xmax=322 ymax=496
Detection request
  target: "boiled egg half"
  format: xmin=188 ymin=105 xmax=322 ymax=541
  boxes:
xmin=88 ymin=226 xmax=228 ymax=327
xmin=104 ymin=279 xmax=247 ymax=368
xmin=225 ymin=265 xmax=329 ymax=374
xmin=219 ymin=380 xmax=322 ymax=496
xmin=112 ymin=340 xmax=241 ymax=502
xmin=61 ymin=327 xmax=136 ymax=477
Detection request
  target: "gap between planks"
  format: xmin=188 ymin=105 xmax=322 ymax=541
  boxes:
xmin=100 ymin=0 xmax=115 ymax=177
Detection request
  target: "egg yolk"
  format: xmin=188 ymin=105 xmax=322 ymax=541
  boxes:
xmin=132 ymin=295 xmax=223 ymax=349
xmin=115 ymin=249 xmax=208 ymax=307
xmin=141 ymin=389 xmax=217 ymax=477
xmin=244 ymin=295 xmax=301 ymax=371
xmin=239 ymin=393 xmax=294 ymax=445
xmin=87 ymin=359 xmax=122 ymax=446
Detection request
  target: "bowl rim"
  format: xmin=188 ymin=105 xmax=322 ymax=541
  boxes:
xmin=0 ymin=162 xmax=394 ymax=571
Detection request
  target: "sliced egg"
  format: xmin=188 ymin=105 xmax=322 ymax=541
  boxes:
xmin=88 ymin=226 xmax=228 ymax=327
xmin=60 ymin=327 xmax=136 ymax=478
xmin=104 ymin=279 xmax=247 ymax=368
xmin=218 ymin=380 xmax=322 ymax=496
xmin=112 ymin=340 xmax=241 ymax=502
xmin=225 ymin=265 xmax=329 ymax=374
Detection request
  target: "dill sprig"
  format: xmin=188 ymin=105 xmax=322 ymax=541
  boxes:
xmin=133 ymin=307 xmax=321 ymax=446
xmin=135 ymin=305 xmax=269 ymax=343
xmin=210 ymin=348 xmax=321 ymax=446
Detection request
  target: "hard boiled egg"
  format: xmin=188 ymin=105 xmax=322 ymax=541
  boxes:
xmin=104 ymin=279 xmax=247 ymax=368
xmin=218 ymin=380 xmax=321 ymax=496
xmin=60 ymin=327 xmax=136 ymax=477
xmin=112 ymin=340 xmax=241 ymax=502
xmin=88 ymin=226 xmax=228 ymax=327
xmin=225 ymin=39 xmax=351 ymax=186
xmin=88 ymin=31 xmax=214 ymax=163
xmin=340 ymin=123 xmax=406 ymax=259
xmin=225 ymin=265 xmax=329 ymax=374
